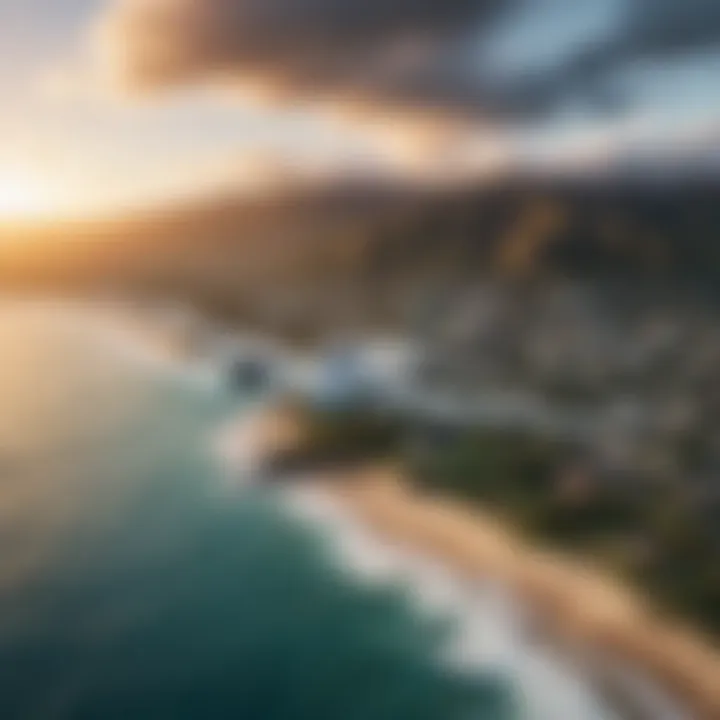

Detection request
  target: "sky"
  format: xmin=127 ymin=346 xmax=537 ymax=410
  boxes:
xmin=2 ymin=0 xmax=720 ymax=217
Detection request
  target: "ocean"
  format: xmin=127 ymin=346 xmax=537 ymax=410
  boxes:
xmin=0 ymin=300 xmax=619 ymax=720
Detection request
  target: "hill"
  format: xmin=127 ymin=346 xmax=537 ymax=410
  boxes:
xmin=2 ymin=177 xmax=720 ymax=333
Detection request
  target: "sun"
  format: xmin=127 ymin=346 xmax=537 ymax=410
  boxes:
xmin=0 ymin=173 xmax=52 ymax=219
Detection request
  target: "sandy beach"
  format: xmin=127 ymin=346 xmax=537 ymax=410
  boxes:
xmin=317 ymin=467 xmax=720 ymax=720
xmin=219 ymin=402 xmax=720 ymax=718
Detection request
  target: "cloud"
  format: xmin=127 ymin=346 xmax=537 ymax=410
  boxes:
xmin=93 ymin=0 xmax=531 ymax=119
xmin=93 ymin=0 xmax=720 ymax=124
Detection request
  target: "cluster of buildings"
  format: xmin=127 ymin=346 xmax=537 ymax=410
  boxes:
xmin=414 ymin=280 xmax=720 ymax=489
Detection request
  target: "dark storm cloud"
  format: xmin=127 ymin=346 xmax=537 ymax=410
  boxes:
xmin=95 ymin=0 xmax=542 ymax=119
xmin=97 ymin=0 xmax=720 ymax=121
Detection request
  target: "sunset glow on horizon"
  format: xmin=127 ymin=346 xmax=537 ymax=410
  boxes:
xmin=0 ymin=172 xmax=56 ymax=220
xmin=0 ymin=0 xmax=719 ymax=219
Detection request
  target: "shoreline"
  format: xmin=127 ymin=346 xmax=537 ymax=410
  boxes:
xmin=317 ymin=466 xmax=720 ymax=720
xmin=284 ymin=481 xmax=630 ymax=720
xmin=216 ymin=393 xmax=720 ymax=718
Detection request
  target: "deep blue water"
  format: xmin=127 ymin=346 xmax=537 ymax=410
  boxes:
xmin=0 ymin=304 xmax=514 ymax=720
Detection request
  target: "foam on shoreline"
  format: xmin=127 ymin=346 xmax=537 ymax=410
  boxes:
xmin=317 ymin=471 xmax=712 ymax=719
xmin=209 ymin=398 xmax=703 ymax=719
xmin=280 ymin=483 xmax=626 ymax=720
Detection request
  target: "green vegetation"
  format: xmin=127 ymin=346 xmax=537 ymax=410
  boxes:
xmin=5 ymin=169 xmax=720 ymax=641
xmin=413 ymin=430 xmax=720 ymax=637
xmin=270 ymin=403 xmax=407 ymax=472
xmin=295 ymin=406 xmax=720 ymax=639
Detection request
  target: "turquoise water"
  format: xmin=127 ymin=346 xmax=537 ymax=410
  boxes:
xmin=0 ymin=304 xmax=514 ymax=720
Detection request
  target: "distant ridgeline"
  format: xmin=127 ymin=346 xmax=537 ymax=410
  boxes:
xmin=2 ymin=177 xmax=720 ymax=329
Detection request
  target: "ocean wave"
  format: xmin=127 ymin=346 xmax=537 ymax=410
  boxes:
xmin=280 ymin=483 xmax=621 ymax=720
xmin=207 ymin=404 xmax=620 ymax=719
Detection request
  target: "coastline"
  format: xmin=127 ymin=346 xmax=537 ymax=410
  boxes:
xmin=317 ymin=466 xmax=720 ymax=720
xmin=212 ymin=380 xmax=720 ymax=718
